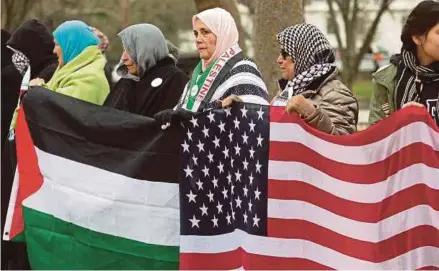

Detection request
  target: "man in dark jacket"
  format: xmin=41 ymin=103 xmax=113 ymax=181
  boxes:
xmin=104 ymin=24 xmax=188 ymax=117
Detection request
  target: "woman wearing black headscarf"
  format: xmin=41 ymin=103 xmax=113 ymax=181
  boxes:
xmin=6 ymin=19 xmax=58 ymax=82
xmin=1 ymin=30 xmax=22 ymax=247
xmin=1 ymin=30 xmax=22 ymax=148
xmin=2 ymin=20 xmax=58 ymax=269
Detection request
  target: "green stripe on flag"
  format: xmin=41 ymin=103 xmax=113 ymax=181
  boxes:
xmin=23 ymin=207 xmax=179 ymax=270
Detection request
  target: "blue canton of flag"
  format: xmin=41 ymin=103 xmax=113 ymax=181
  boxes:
xmin=180 ymin=104 xmax=269 ymax=236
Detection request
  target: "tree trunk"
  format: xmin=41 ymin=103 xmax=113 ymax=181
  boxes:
xmin=253 ymin=0 xmax=304 ymax=99
xmin=1 ymin=0 xmax=36 ymax=31
xmin=120 ymin=0 xmax=130 ymax=28
xmin=326 ymin=0 xmax=394 ymax=90
xmin=193 ymin=0 xmax=247 ymax=53
xmin=340 ymin=55 xmax=356 ymax=90
xmin=1 ymin=0 xmax=13 ymax=31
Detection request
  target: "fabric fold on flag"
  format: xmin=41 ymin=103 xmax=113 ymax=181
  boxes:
xmin=4 ymin=86 xmax=182 ymax=270
xmin=179 ymin=103 xmax=439 ymax=270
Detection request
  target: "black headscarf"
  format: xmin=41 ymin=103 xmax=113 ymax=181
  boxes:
xmin=1 ymin=30 xmax=13 ymax=68
xmin=6 ymin=19 xmax=58 ymax=81
xmin=1 ymin=29 xmax=21 ymax=147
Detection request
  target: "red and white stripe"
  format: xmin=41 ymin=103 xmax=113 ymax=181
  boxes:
xmin=180 ymin=106 xmax=439 ymax=270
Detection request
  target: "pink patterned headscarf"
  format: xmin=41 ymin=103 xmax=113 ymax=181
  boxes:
xmin=193 ymin=8 xmax=239 ymax=70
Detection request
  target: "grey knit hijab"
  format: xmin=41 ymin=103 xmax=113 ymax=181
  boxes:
xmin=116 ymin=24 xmax=169 ymax=80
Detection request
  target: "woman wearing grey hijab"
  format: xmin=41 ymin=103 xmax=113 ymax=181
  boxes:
xmin=104 ymin=24 xmax=189 ymax=117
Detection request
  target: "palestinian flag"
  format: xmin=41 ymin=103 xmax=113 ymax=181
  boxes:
xmin=3 ymin=87 xmax=182 ymax=269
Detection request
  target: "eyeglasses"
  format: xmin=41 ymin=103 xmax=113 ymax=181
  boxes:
xmin=280 ymin=49 xmax=289 ymax=58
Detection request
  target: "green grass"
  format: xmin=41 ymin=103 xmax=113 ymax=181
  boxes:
xmin=353 ymin=80 xmax=374 ymax=101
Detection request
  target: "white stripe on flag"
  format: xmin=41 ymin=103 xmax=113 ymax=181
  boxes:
xmin=180 ymin=229 xmax=439 ymax=269
xmin=270 ymin=121 xmax=439 ymax=165
xmin=268 ymin=199 xmax=439 ymax=242
xmin=23 ymin=147 xmax=180 ymax=246
xmin=268 ymin=162 xmax=439 ymax=203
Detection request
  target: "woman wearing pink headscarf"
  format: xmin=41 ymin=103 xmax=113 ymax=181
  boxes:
xmin=174 ymin=7 xmax=268 ymax=112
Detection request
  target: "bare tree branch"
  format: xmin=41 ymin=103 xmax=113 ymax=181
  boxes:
xmin=345 ymin=0 xmax=359 ymax=58
xmin=350 ymin=0 xmax=359 ymax=24
xmin=353 ymin=0 xmax=394 ymax=72
xmin=334 ymin=0 xmax=349 ymax=25
xmin=323 ymin=0 xmax=394 ymax=87
xmin=326 ymin=0 xmax=343 ymax=49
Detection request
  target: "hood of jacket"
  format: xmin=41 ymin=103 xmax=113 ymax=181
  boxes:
xmin=6 ymin=19 xmax=58 ymax=78
xmin=2 ymin=29 xmax=14 ymax=68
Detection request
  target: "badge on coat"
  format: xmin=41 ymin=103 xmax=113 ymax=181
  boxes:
xmin=151 ymin=78 xmax=163 ymax=87
xmin=190 ymin=85 xmax=199 ymax=96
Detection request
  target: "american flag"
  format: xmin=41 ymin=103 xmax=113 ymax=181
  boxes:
xmin=179 ymin=104 xmax=439 ymax=270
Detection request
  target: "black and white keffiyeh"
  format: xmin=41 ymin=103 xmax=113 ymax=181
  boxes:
xmin=11 ymin=50 xmax=30 ymax=76
xmin=393 ymin=49 xmax=439 ymax=108
xmin=274 ymin=23 xmax=337 ymax=105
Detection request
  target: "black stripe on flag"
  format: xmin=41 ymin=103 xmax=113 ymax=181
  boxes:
xmin=22 ymin=87 xmax=182 ymax=183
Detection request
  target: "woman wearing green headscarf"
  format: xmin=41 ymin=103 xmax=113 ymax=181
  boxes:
xmin=30 ymin=20 xmax=109 ymax=105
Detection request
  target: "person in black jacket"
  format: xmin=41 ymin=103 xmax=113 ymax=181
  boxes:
xmin=2 ymin=20 xmax=58 ymax=270
xmin=1 ymin=31 xmax=21 ymax=248
xmin=7 ymin=19 xmax=58 ymax=82
xmin=1 ymin=30 xmax=21 ymax=149
xmin=104 ymin=24 xmax=189 ymax=117
xmin=3 ymin=19 xmax=59 ymax=206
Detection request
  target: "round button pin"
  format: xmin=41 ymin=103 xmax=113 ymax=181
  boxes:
xmin=151 ymin=78 xmax=163 ymax=87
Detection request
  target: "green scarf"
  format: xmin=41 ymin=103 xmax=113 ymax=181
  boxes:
xmin=185 ymin=60 xmax=216 ymax=111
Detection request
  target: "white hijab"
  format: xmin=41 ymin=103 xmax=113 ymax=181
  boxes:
xmin=193 ymin=8 xmax=239 ymax=70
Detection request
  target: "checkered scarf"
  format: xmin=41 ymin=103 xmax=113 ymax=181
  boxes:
xmin=12 ymin=50 xmax=30 ymax=75
xmin=276 ymin=23 xmax=336 ymax=100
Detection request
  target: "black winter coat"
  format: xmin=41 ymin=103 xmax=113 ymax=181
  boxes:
xmin=1 ymin=28 xmax=32 ymax=270
xmin=104 ymin=57 xmax=189 ymax=118
xmin=2 ymin=21 xmax=60 ymax=269
xmin=1 ymin=30 xmax=21 ymax=148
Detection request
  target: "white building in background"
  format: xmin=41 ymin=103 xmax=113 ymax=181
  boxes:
xmin=305 ymin=0 xmax=425 ymax=55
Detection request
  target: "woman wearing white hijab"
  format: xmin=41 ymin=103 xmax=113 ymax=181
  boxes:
xmin=174 ymin=8 xmax=269 ymax=112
